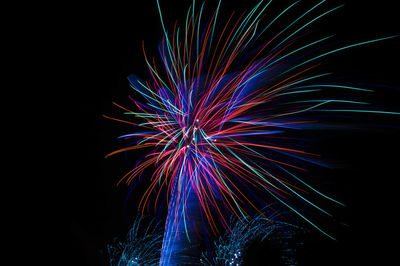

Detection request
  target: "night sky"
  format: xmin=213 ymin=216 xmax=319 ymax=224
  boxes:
xmin=47 ymin=1 xmax=400 ymax=265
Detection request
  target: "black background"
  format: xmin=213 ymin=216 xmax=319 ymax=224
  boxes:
xmin=42 ymin=0 xmax=400 ymax=265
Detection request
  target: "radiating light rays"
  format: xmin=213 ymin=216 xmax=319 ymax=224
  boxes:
xmin=200 ymin=212 xmax=300 ymax=266
xmin=105 ymin=0 xmax=398 ymax=251
xmin=107 ymin=216 xmax=163 ymax=266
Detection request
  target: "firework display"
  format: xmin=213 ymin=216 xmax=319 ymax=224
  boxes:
xmin=200 ymin=212 xmax=301 ymax=265
xmin=108 ymin=217 xmax=163 ymax=266
xmin=104 ymin=0 xmax=398 ymax=264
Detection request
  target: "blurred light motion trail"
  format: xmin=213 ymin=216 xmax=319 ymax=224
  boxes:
xmin=104 ymin=0 xmax=398 ymax=264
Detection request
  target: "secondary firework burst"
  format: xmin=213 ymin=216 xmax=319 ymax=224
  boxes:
xmin=107 ymin=216 xmax=163 ymax=265
xmin=104 ymin=0 xmax=398 ymax=264
xmin=200 ymin=211 xmax=301 ymax=265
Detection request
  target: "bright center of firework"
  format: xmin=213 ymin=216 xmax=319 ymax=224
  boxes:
xmin=183 ymin=120 xmax=201 ymax=149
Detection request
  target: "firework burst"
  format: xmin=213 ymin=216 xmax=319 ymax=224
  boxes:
xmin=107 ymin=216 xmax=163 ymax=265
xmin=200 ymin=211 xmax=301 ymax=265
xmin=105 ymin=0 xmax=398 ymax=264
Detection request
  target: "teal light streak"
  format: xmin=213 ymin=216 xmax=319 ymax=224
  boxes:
xmin=277 ymin=165 xmax=345 ymax=206
xmin=273 ymin=4 xmax=343 ymax=51
xmin=269 ymin=0 xmax=327 ymax=51
xmin=282 ymin=35 xmax=399 ymax=75
xmin=257 ymin=1 xmax=300 ymax=39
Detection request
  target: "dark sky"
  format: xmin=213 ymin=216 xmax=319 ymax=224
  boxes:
xmin=46 ymin=0 xmax=400 ymax=265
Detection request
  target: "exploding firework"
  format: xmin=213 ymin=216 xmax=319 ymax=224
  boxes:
xmin=200 ymin=211 xmax=301 ymax=265
xmin=104 ymin=0 xmax=398 ymax=264
xmin=107 ymin=216 xmax=163 ymax=266
xmin=108 ymin=213 xmax=300 ymax=265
